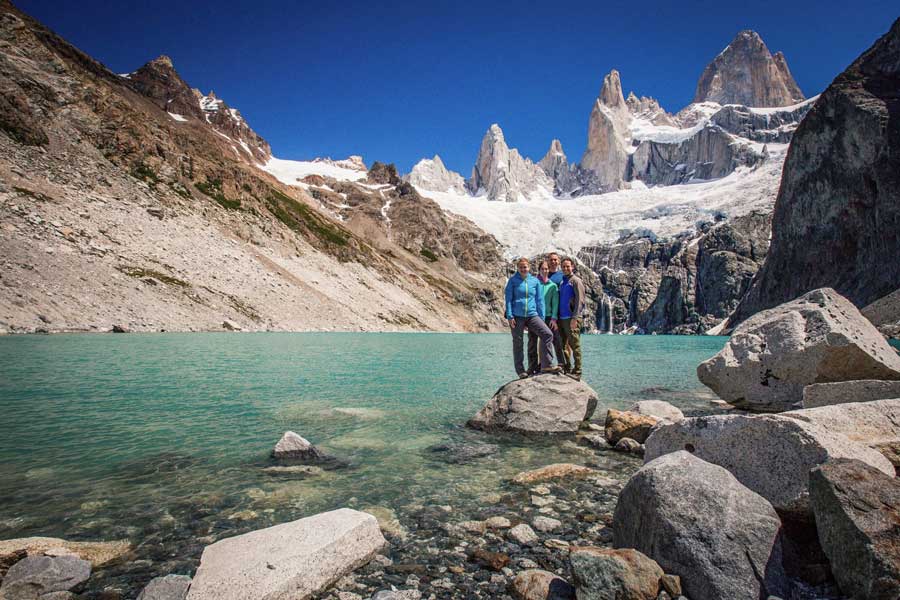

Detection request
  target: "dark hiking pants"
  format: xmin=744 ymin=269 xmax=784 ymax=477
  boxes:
xmin=513 ymin=316 xmax=553 ymax=375
xmin=527 ymin=321 xmax=557 ymax=373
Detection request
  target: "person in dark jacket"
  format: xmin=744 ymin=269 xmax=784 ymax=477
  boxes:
xmin=504 ymin=258 xmax=560 ymax=378
xmin=546 ymin=252 xmax=567 ymax=371
xmin=558 ymin=257 xmax=586 ymax=380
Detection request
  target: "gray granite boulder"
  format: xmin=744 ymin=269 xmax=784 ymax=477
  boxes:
xmin=809 ymin=459 xmax=900 ymax=600
xmin=644 ymin=412 xmax=894 ymax=517
xmin=614 ymin=451 xmax=787 ymax=600
xmin=625 ymin=400 xmax=684 ymax=422
xmin=569 ymin=547 xmax=663 ymax=600
xmin=0 ymin=555 xmax=91 ymax=599
xmin=186 ymin=508 xmax=385 ymax=600
xmin=468 ymin=374 xmax=598 ymax=435
xmin=802 ymin=379 xmax=900 ymax=408
xmin=698 ymin=288 xmax=900 ymax=412
xmin=137 ymin=575 xmax=192 ymax=600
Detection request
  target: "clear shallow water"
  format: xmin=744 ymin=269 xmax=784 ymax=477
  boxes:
xmin=0 ymin=332 xmax=726 ymax=592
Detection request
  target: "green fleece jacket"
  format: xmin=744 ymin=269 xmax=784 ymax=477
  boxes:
xmin=540 ymin=279 xmax=559 ymax=321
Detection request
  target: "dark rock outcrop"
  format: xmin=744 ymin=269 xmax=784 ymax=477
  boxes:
xmin=809 ymin=459 xmax=900 ymax=600
xmin=711 ymin=100 xmax=815 ymax=143
xmin=728 ymin=19 xmax=900 ymax=329
xmin=693 ymin=30 xmax=805 ymax=107
xmin=366 ymin=161 xmax=401 ymax=185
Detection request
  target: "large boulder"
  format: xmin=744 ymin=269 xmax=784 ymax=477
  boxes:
xmin=644 ymin=412 xmax=895 ymax=517
xmin=781 ymin=399 xmax=900 ymax=451
xmin=809 ymin=459 xmax=900 ymax=600
xmin=698 ymin=288 xmax=900 ymax=412
xmin=604 ymin=409 xmax=660 ymax=444
xmin=614 ymin=451 xmax=787 ymax=600
xmin=467 ymin=375 xmax=598 ymax=435
xmin=802 ymin=379 xmax=900 ymax=408
xmin=569 ymin=547 xmax=663 ymax=600
xmin=0 ymin=555 xmax=91 ymax=599
xmin=186 ymin=508 xmax=385 ymax=600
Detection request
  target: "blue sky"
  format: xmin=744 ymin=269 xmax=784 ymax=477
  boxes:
xmin=18 ymin=0 xmax=899 ymax=175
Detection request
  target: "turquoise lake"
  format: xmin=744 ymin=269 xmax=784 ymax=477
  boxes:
xmin=0 ymin=332 xmax=728 ymax=590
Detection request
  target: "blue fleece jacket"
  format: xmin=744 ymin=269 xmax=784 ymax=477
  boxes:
xmin=504 ymin=272 xmax=545 ymax=319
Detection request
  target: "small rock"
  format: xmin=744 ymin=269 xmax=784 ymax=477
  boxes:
xmin=271 ymin=431 xmax=327 ymax=462
xmin=659 ymin=574 xmax=681 ymax=597
xmin=532 ymin=517 xmax=561 ymax=533
xmin=614 ymin=437 xmax=643 ymax=455
xmin=485 ymin=516 xmax=511 ymax=529
xmin=470 ymin=549 xmax=509 ymax=571
xmin=0 ymin=555 xmax=91 ymax=598
xmin=111 ymin=324 xmax=128 ymax=333
xmin=222 ymin=320 xmax=241 ymax=331
xmin=605 ymin=409 xmax=660 ymax=444
xmin=261 ymin=465 xmax=322 ymax=476
xmin=626 ymin=401 xmax=684 ymax=422
xmin=146 ymin=207 xmax=165 ymax=219
xmin=512 ymin=464 xmax=594 ymax=485
xmin=508 ymin=524 xmax=538 ymax=546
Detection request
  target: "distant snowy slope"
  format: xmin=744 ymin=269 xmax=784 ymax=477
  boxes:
xmin=263 ymin=156 xmax=368 ymax=184
xmin=416 ymin=144 xmax=788 ymax=258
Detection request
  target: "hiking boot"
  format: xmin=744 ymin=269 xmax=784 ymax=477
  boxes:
xmin=518 ymin=372 xmax=529 ymax=379
xmin=541 ymin=366 xmax=563 ymax=374
xmin=567 ymin=372 xmax=582 ymax=381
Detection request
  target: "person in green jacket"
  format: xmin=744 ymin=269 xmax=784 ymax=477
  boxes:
xmin=527 ymin=259 xmax=560 ymax=375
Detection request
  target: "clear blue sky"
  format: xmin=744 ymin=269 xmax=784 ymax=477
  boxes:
xmin=17 ymin=0 xmax=899 ymax=175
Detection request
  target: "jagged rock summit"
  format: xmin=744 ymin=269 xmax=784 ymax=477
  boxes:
xmin=580 ymin=69 xmax=631 ymax=192
xmin=405 ymin=154 xmax=466 ymax=194
xmin=467 ymin=374 xmax=599 ymax=434
xmin=468 ymin=124 xmax=554 ymax=202
xmin=538 ymin=139 xmax=576 ymax=196
xmin=694 ymin=29 xmax=805 ymax=107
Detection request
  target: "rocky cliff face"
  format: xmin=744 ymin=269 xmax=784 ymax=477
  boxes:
xmin=728 ymin=18 xmax=900 ymax=334
xmin=578 ymin=211 xmax=771 ymax=334
xmin=468 ymin=124 xmax=554 ymax=201
xmin=0 ymin=2 xmax=506 ymax=334
xmin=537 ymin=139 xmax=577 ymax=196
xmin=693 ymin=30 xmax=805 ymax=107
xmin=405 ymin=155 xmax=466 ymax=194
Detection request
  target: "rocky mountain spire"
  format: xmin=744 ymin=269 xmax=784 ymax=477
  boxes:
xmin=406 ymin=154 xmax=467 ymax=194
xmin=129 ymin=55 xmax=205 ymax=121
xmin=469 ymin=124 xmax=553 ymax=202
xmin=580 ymin=69 xmax=632 ymax=193
xmin=693 ymin=30 xmax=805 ymax=107
xmin=538 ymin=140 xmax=576 ymax=196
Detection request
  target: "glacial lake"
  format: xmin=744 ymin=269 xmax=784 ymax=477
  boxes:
xmin=0 ymin=332 xmax=729 ymax=592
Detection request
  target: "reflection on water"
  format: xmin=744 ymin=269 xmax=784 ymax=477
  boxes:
xmin=0 ymin=332 xmax=728 ymax=593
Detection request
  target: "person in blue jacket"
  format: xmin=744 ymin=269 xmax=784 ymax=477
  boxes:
xmin=505 ymin=257 xmax=560 ymax=378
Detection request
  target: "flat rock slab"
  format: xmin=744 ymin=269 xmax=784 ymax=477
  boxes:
xmin=0 ymin=537 xmax=130 ymax=568
xmin=809 ymin=459 xmax=900 ymax=600
xmin=644 ymin=411 xmax=894 ymax=517
xmin=0 ymin=555 xmax=91 ymax=598
xmin=614 ymin=451 xmax=787 ymax=600
xmin=511 ymin=464 xmax=595 ymax=485
xmin=186 ymin=508 xmax=385 ymax=600
xmin=698 ymin=288 xmax=900 ymax=412
xmin=802 ymin=379 xmax=900 ymax=408
xmin=467 ymin=375 xmax=598 ymax=435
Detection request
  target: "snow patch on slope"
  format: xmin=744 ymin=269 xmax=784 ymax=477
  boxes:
xmin=263 ymin=156 xmax=369 ymax=183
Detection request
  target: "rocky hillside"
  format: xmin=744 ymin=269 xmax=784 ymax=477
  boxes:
xmin=727 ymin=18 xmax=900 ymax=338
xmin=0 ymin=1 xmax=506 ymax=334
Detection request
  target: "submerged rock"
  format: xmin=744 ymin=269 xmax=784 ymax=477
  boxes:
xmin=427 ymin=440 xmax=498 ymax=464
xmin=0 ymin=555 xmax=91 ymax=598
xmin=0 ymin=537 xmax=130 ymax=568
xmin=186 ymin=508 xmax=385 ymax=600
xmin=604 ymin=409 xmax=659 ymax=444
xmin=802 ymin=379 xmax=900 ymax=408
xmin=467 ymin=375 xmax=598 ymax=435
xmin=698 ymin=288 xmax=900 ymax=412
xmin=809 ymin=459 xmax=900 ymax=600
xmin=511 ymin=464 xmax=595 ymax=485
xmin=644 ymin=411 xmax=894 ymax=517
xmin=614 ymin=451 xmax=787 ymax=600
xmin=136 ymin=575 xmax=192 ymax=600
xmin=569 ymin=547 xmax=663 ymax=600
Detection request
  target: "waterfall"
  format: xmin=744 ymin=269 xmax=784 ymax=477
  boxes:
xmin=601 ymin=293 xmax=614 ymax=334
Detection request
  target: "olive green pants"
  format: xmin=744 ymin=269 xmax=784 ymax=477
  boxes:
xmin=559 ymin=318 xmax=582 ymax=375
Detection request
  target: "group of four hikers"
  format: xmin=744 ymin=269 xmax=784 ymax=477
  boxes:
xmin=504 ymin=252 xmax=585 ymax=380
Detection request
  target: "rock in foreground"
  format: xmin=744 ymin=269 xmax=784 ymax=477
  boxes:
xmin=0 ymin=537 xmax=130 ymax=568
xmin=0 ymin=555 xmax=91 ymax=598
xmin=511 ymin=569 xmax=575 ymax=600
xmin=644 ymin=411 xmax=894 ymax=517
xmin=698 ymin=288 xmax=900 ymax=412
xmin=137 ymin=575 xmax=192 ymax=600
xmin=186 ymin=508 xmax=385 ymax=600
xmin=467 ymin=375 xmax=598 ymax=435
xmin=604 ymin=409 xmax=660 ymax=444
xmin=809 ymin=459 xmax=900 ymax=600
xmin=569 ymin=547 xmax=663 ymax=600
xmin=614 ymin=451 xmax=787 ymax=600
